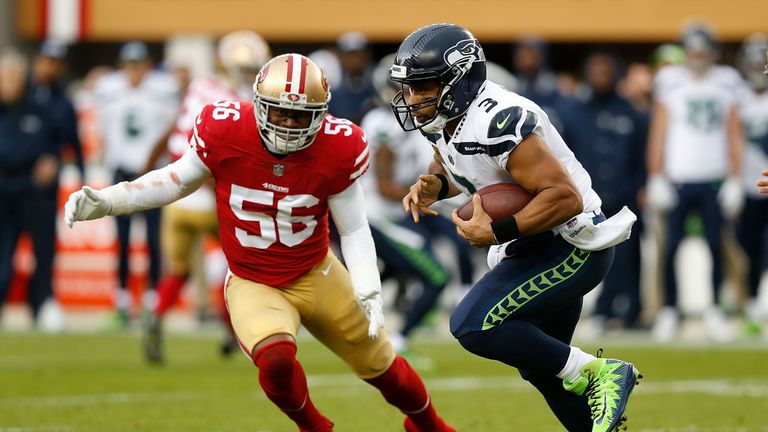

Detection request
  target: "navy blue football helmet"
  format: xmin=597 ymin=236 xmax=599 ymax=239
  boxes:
xmin=390 ymin=23 xmax=486 ymax=133
xmin=680 ymin=22 xmax=720 ymax=56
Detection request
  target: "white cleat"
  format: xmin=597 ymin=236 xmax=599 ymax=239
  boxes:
xmin=651 ymin=307 xmax=678 ymax=342
xmin=704 ymin=306 xmax=732 ymax=343
xmin=37 ymin=298 xmax=65 ymax=333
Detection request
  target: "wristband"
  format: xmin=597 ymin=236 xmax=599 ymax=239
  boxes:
xmin=491 ymin=216 xmax=520 ymax=244
xmin=433 ymin=173 xmax=449 ymax=201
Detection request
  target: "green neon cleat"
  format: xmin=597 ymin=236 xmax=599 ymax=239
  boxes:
xmin=564 ymin=356 xmax=641 ymax=432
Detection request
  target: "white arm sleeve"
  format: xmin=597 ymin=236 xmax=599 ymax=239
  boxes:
xmin=105 ymin=148 xmax=212 ymax=215
xmin=328 ymin=181 xmax=381 ymax=298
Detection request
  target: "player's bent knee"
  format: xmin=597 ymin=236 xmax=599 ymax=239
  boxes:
xmin=346 ymin=335 xmax=395 ymax=380
xmin=252 ymin=340 xmax=298 ymax=382
xmin=449 ymin=308 xmax=471 ymax=339
xmin=455 ymin=331 xmax=485 ymax=356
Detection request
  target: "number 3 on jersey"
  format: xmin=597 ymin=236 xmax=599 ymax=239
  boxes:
xmin=230 ymin=185 xmax=319 ymax=249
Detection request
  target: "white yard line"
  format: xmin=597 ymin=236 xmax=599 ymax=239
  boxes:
xmin=4 ymin=376 xmax=767 ymax=408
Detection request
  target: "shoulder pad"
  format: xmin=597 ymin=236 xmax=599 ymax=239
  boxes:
xmin=487 ymin=106 xmax=539 ymax=140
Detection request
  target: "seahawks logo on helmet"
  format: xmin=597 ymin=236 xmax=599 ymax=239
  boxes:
xmin=444 ymin=39 xmax=485 ymax=68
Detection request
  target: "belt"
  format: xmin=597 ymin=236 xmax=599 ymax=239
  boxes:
xmin=586 ymin=209 xmax=605 ymax=224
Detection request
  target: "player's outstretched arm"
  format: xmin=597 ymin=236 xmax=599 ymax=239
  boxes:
xmin=64 ymin=148 xmax=211 ymax=228
xmin=328 ymin=181 xmax=384 ymax=338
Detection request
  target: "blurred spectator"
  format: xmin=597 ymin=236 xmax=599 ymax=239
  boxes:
xmin=646 ymin=22 xmax=746 ymax=342
xmin=0 ymin=48 xmax=64 ymax=332
xmin=143 ymin=30 xmax=271 ymax=363
xmin=93 ymin=41 xmax=180 ymax=326
xmin=566 ymin=51 xmax=647 ymax=336
xmin=328 ymin=31 xmax=376 ymax=124
xmin=308 ymin=48 xmax=342 ymax=90
xmin=511 ymin=36 xmax=573 ymax=133
xmin=360 ymin=54 xmax=450 ymax=365
xmin=31 ymin=40 xmax=85 ymax=182
xmin=619 ymin=63 xmax=654 ymax=114
xmin=735 ymin=33 xmax=768 ymax=335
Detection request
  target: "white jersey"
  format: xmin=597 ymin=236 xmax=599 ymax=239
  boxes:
xmin=740 ymin=89 xmax=768 ymax=199
xmin=169 ymin=75 xmax=246 ymax=211
xmin=427 ymin=80 xmax=601 ymax=215
xmin=95 ymin=70 xmax=179 ymax=174
xmin=654 ymin=64 xmax=744 ymax=182
xmin=360 ymin=106 xmax=435 ymax=221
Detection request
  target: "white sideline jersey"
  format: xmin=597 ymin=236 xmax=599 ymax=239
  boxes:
xmin=426 ymin=80 xmax=601 ymax=215
xmin=654 ymin=64 xmax=745 ymax=182
xmin=95 ymin=70 xmax=180 ymax=174
xmin=740 ymin=89 xmax=768 ymax=199
xmin=169 ymin=75 xmax=247 ymax=210
xmin=360 ymin=106 xmax=435 ymax=221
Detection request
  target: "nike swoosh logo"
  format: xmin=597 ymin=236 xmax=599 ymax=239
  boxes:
xmin=496 ymin=113 xmax=511 ymax=129
xmin=321 ymin=261 xmax=333 ymax=276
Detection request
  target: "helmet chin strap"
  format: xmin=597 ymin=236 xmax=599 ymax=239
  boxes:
xmin=420 ymin=114 xmax=447 ymax=133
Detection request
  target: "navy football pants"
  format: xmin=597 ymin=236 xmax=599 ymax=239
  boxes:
xmin=450 ymin=233 xmax=614 ymax=431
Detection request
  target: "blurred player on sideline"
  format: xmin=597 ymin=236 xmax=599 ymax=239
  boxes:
xmin=65 ymin=53 xmax=454 ymax=432
xmin=646 ymin=22 xmax=746 ymax=342
xmin=142 ymin=30 xmax=271 ymax=363
xmin=93 ymin=41 xmax=180 ymax=326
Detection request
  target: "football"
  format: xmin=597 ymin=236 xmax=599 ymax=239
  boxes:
xmin=456 ymin=183 xmax=535 ymax=221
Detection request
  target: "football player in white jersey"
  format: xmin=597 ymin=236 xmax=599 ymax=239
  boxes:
xmin=393 ymin=24 xmax=639 ymax=432
xmin=646 ymin=22 xmax=746 ymax=342
xmin=93 ymin=41 xmax=180 ymax=327
xmin=736 ymin=33 xmax=768 ymax=334
xmin=143 ymin=30 xmax=271 ymax=363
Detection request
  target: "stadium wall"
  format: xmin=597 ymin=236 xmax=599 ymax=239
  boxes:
xmin=16 ymin=0 xmax=768 ymax=43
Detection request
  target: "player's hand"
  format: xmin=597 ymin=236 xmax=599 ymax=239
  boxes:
xmin=64 ymin=186 xmax=112 ymax=228
xmin=360 ymin=295 xmax=385 ymax=338
xmin=402 ymin=174 xmax=441 ymax=223
xmin=718 ymin=176 xmax=744 ymax=219
xmin=757 ymin=170 xmax=768 ymax=195
xmin=451 ymin=194 xmax=496 ymax=247
xmin=646 ymin=175 xmax=677 ymax=212
xmin=32 ymin=155 xmax=59 ymax=187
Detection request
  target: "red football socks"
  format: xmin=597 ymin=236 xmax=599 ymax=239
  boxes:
xmin=153 ymin=274 xmax=188 ymax=316
xmin=253 ymin=340 xmax=332 ymax=432
xmin=365 ymin=355 xmax=454 ymax=432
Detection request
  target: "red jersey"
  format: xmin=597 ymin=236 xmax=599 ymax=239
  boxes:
xmin=190 ymin=101 xmax=370 ymax=286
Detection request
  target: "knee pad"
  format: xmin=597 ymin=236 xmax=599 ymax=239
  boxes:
xmin=252 ymin=340 xmax=298 ymax=385
xmin=456 ymin=331 xmax=488 ymax=357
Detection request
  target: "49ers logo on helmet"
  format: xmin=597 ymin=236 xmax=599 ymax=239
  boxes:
xmin=287 ymin=93 xmax=301 ymax=102
xmin=257 ymin=64 xmax=270 ymax=83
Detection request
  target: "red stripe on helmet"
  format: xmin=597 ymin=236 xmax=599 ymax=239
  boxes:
xmin=298 ymin=56 xmax=308 ymax=94
xmin=285 ymin=54 xmax=294 ymax=93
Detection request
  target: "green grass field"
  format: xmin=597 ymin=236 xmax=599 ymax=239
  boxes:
xmin=1 ymin=332 xmax=767 ymax=431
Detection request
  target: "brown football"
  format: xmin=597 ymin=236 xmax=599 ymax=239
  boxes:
xmin=456 ymin=183 xmax=535 ymax=221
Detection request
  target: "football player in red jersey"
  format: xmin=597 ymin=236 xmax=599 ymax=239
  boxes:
xmin=64 ymin=53 xmax=454 ymax=432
